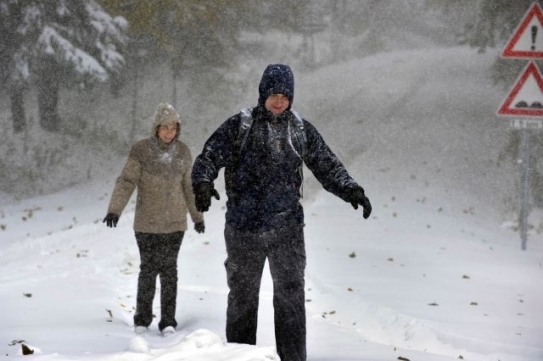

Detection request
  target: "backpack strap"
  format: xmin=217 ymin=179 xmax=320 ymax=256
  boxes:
xmin=290 ymin=109 xmax=306 ymax=159
xmin=289 ymin=109 xmax=307 ymax=198
xmin=237 ymin=107 xmax=254 ymax=153
xmin=228 ymin=107 xmax=253 ymax=206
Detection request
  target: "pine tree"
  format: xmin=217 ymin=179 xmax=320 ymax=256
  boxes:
xmin=426 ymin=0 xmax=543 ymax=53
xmin=428 ymin=0 xmax=543 ymax=208
xmin=100 ymin=0 xmax=245 ymax=109
xmin=0 ymin=0 xmax=127 ymax=132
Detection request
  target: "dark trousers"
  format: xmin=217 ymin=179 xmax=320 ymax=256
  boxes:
xmin=133 ymin=231 xmax=183 ymax=331
xmin=224 ymin=224 xmax=307 ymax=361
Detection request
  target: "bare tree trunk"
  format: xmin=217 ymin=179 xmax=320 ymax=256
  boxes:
xmin=130 ymin=63 xmax=139 ymax=145
xmin=172 ymin=68 xmax=178 ymax=110
xmin=38 ymin=57 xmax=61 ymax=132
xmin=10 ymin=85 xmax=26 ymax=133
xmin=2 ymin=1 xmax=26 ymax=133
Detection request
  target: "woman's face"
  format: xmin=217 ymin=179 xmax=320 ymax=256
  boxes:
xmin=158 ymin=123 xmax=177 ymax=143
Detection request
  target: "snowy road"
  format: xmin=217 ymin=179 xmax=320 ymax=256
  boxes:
xmin=1 ymin=47 xmax=543 ymax=360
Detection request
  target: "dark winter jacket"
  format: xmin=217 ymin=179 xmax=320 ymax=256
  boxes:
xmin=191 ymin=105 xmax=361 ymax=231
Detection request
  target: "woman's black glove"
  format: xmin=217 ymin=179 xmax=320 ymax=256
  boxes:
xmin=103 ymin=213 xmax=119 ymax=227
xmin=193 ymin=183 xmax=220 ymax=212
xmin=194 ymin=221 xmax=205 ymax=234
xmin=347 ymin=186 xmax=372 ymax=219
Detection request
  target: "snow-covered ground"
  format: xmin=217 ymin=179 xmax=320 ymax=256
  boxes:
xmin=1 ymin=47 xmax=543 ymax=360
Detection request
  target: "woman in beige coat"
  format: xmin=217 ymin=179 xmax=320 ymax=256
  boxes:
xmin=103 ymin=102 xmax=204 ymax=337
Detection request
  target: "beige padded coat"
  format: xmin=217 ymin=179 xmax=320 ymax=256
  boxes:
xmin=107 ymin=104 xmax=203 ymax=234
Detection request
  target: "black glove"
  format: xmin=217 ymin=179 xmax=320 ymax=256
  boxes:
xmin=347 ymin=186 xmax=372 ymax=219
xmin=103 ymin=213 xmax=119 ymax=227
xmin=193 ymin=183 xmax=220 ymax=212
xmin=194 ymin=221 xmax=205 ymax=234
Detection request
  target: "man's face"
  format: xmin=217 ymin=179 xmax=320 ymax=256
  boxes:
xmin=265 ymin=94 xmax=289 ymax=115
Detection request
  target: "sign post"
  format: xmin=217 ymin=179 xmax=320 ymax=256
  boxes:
xmin=498 ymin=2 xmax=543 ymax=250
xmin=520 ymin=128 xmax=531 ymax=250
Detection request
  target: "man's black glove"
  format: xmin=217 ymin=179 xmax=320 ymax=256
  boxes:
xmin=103 ymin=213 xmax=119 ymax=227
xmin=193 ymin=182 xmax=220 ymax=212
xmin=194 ymin=221 xmax=205 ymax=234
xmin=347 ymin=186 xmax=372 ymax=219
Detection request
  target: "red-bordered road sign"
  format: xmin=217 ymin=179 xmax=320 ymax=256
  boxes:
xmin=502 ymin=2 xmax=543 ymax=59
xmin=498 ymin=61 xmax=543 ymax=117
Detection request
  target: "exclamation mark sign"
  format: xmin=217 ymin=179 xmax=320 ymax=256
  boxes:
xmin=532 ymin=25 xmax=538 ymax=50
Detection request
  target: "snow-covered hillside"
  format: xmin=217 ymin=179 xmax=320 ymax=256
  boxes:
xmin=1 ymin=47 xmax=542 ymax=361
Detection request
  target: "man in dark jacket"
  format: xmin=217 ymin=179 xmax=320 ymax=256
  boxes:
xmin=191 ymin=64 xmax=371 ymax=361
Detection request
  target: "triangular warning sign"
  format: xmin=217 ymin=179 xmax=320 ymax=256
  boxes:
xmin=502 ymin=2 xmax=543 ymax=59
xmin=498 ymin=61 xmax=543 ymax=117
